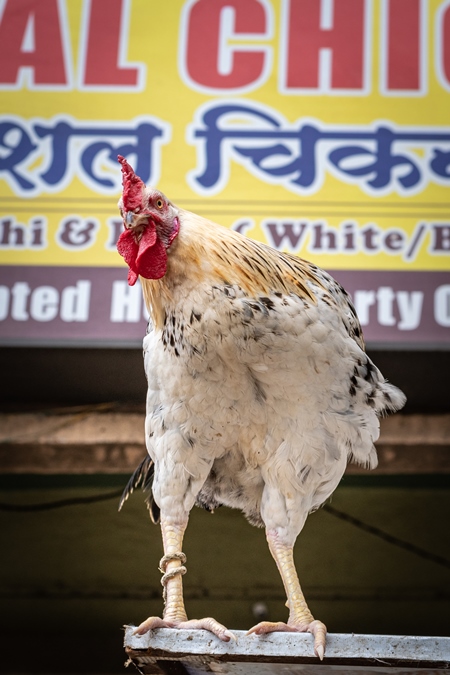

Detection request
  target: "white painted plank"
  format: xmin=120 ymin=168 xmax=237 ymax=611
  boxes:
xmin=124 ymin=626 xmax=450 ymax=663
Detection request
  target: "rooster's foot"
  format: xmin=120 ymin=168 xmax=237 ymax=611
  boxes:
xmin=134 ymin=616 xmax=236 ymax=642
xmin=247 ymin=619 xmax=326 ymax=660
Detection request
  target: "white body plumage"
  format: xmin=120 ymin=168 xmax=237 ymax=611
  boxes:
xmin=142 ymin=211 xmax=405 ymax=547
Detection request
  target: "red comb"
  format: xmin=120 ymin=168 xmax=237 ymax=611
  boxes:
xmin=118 ymin=155 xmax=145 ymax=212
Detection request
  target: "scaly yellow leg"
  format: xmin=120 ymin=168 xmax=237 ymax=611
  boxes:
xmin=248 ymin=530 xmax=327 ymax=660
xmin=134 ymin=518 xmax=235 ymax=641
xmin=160 ymin=519 xmax=189 ymax=623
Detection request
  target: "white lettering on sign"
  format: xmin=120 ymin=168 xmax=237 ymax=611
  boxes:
xmin=0 ymin=280 xmax=91 ymax=322
xmin=434 ymin=285 xmax=450 ymax=327
xmin=60 ymin=281 xmax=91 ymax=321
xmin=110 ymin=280 xmax=149 ymax=323
xmin=354 ymin=287 xmax=424 ymax=331
xmin=30 ymin=285 xmax=59 ymax=321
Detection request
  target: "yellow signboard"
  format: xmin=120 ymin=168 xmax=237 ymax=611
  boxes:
xmin=0 ymin=0 xmax=449 ymax=344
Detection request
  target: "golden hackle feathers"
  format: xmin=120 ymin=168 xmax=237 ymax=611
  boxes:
xmin=140 ymin=208 xmax=325 ymax=329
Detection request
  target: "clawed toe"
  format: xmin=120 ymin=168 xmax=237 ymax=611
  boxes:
xmin=176 ymin=617 xmax=236 ymax=642
xmin=133 ymin=616 xmax=235 ymax=642
xmin=247 ymin=619 xmax=327 ymax=660
xmin=133 ymin=617 xmax=176 ymax=635
xmin=308 ymin=619 xmax=327 ymax=660
xmin=247 ymin=621 xmax=298 ymax=635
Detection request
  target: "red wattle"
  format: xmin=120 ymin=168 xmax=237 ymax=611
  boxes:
xmin=127 ymin=269 xmax=139 ymax=286
xmin=135 ymin=226 xmax=167 ymax=280
xmin=117 ymin=228 xmax=139 ymax=271
xmin=116 ymin=225 xmax=168 ymax=285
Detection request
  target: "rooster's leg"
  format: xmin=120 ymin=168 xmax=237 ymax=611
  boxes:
xmin=248 ymin=529 xmax=327 ymax=660
xmin=134 ymin=518 xmax=235 ymax=642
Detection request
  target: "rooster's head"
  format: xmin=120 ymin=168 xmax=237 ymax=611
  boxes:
xmin=116 ymin=155 xmax=180 ymax=286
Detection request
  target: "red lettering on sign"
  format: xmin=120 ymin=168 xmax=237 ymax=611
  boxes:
xmin=382 ymin=0 xmax=424 ymax=93
xmin=436 ymin=1 xmax=450 ymax=90
xmin=182 ymin=0 xmax=271 ymax=92
xmin=80 ymin=0 xmax=144 ymax=89
xmin=282 ymin=0 xmax=367 ymax=92
xmin=0 ymin=0 xmax=69 ymax=88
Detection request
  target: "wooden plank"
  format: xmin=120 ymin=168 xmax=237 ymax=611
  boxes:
xmin=0 ymin=442 xmax=145 ymax=474
xmin=0 ymin=412 xmax=449 ymax=474
xmin=349 ymin=444 xmax=450 ymax=475
xmin=124 ymin=627 xmax=450 ymax=672
xmin=0 ymin=411 xmax=145 ymax=473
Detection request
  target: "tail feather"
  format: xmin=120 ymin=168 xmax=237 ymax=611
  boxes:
xmin=375 ymin=381 xmax=407 ymax=415
xmin=118 ymin=454 xmax=160 ymax=524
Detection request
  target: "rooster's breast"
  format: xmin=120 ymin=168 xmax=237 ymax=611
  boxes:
xmin=143 ymin=281 xmax=381 ymax=516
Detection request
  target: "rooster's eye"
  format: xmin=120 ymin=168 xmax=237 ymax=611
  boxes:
xmin=156 ymin=198 xmax=164 ymax=209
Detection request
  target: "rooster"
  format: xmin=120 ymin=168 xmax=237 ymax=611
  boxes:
xmin=117 ymin=155 xmax=405 ymax=659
